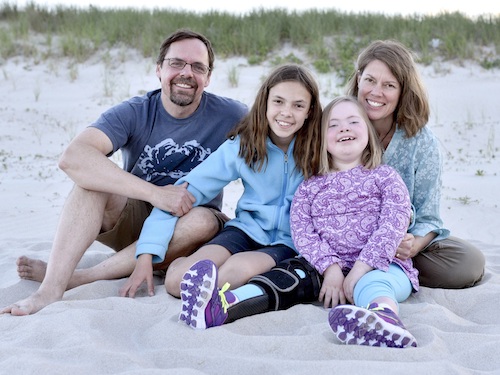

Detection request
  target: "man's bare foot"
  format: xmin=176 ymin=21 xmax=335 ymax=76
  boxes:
xmin=17 ymin=256 xmax=47 ymax=282
xmin=0 ymin=291 xmax=61 ymax=316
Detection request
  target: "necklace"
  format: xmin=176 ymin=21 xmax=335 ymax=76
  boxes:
xmin=379 ymin=122 xmax=395 ymax=146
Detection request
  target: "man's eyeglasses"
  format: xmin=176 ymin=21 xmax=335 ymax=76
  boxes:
xmin=164 ymin=58 xmax=210 ymax=75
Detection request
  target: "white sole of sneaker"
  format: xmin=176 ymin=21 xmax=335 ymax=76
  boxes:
xmin=329 ymin=305 xmax=417 ymax=348
xmin=179 ymin=260 xmax=217 ymax=330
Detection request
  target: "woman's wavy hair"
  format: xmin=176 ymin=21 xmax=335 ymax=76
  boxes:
xmin=228 ymin=64 xmax=323 ymax=179
xmin=319 ymin=96 xmax=383 ymax=174
xmin=346 ymin=40 xmax=430 ymax=138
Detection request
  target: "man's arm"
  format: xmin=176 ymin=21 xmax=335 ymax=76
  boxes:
xmin=59 ymin=127 xmax=194 ymax=215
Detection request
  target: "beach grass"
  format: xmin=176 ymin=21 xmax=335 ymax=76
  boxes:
xmin=1 ymin=2 xmax=499 ymax=83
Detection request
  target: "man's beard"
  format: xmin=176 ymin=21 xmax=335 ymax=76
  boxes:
xmin=170 ymin=91 xmax=195 ymax=107
xmin=169 ymin=80 xmax=197 ymax=107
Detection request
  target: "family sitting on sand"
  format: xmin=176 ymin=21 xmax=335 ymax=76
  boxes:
xmin=1 ymin=28 xmax=485 ymax=349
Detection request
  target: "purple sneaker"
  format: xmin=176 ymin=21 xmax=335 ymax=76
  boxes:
xmin=179 ymin=259 xmax=231 ymax=330
xmin=328 ymin=303 xmax=417 ymax=348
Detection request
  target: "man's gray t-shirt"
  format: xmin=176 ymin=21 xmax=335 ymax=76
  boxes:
xmin=91 ymin=88 xmax=247 ymax=209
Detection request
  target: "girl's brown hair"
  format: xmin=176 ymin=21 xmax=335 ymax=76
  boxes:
xmin=346 ymin=40 xmax=429 ymax=138
xmin=228 ymin=64 xmax=322 ymax=179
xmin=319 ymin=96 xmax=383 ymax=174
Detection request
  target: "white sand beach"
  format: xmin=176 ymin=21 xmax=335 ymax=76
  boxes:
xmin=0 ymin=47 xmax=499 ymax=374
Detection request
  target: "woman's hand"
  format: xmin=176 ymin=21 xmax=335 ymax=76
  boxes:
xmin=395 ymin=233 xmax=416 ymax=260
xmin=396 ymin=232 xmax=437 ymax=260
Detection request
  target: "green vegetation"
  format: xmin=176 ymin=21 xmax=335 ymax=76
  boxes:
xmin=1 ymin=2 xmax=499 ymax=84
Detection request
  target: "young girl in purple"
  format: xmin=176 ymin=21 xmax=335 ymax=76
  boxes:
xmin=290 ymin=96 xmax=418 ymax=348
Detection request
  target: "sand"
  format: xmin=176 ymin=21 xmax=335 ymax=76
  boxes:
xmin=0 ymin=47 xmax=499 ymax=374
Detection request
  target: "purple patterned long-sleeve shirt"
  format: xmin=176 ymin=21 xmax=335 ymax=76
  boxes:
xmin=290 ymin=164 xmax=419 ymax=291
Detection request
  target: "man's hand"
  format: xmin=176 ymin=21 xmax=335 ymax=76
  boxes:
xmin=150 ymin=182 xmax=196 ymax=216
xmin=119 ymin=254 xmax=155 ymax=298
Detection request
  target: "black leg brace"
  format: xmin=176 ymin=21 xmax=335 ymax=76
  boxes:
xmin=226 ymin=257 xmax=321 ymax=323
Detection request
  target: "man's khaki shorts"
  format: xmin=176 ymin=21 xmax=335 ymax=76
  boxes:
xmin=96 ymin=199 xmax=227 ymax=251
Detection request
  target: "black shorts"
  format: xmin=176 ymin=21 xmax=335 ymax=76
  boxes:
xmin=205 ymin=226 xmax=297 ymax=264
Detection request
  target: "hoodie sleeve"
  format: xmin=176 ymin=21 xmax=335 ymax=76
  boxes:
xmin=177 ymin=138 xmax=242 ymax=207
xmin=136 ymin=207 xmax=178 ymax=263
xmin=135 ymin=138 xmax=242 ymax=263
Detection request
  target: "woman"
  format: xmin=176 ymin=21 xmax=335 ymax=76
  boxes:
xmin=346 ymin=40 xmax=484 ymax=289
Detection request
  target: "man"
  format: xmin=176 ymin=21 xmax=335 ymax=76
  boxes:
xmin=1 ymin=29 xmax=247 ymax=316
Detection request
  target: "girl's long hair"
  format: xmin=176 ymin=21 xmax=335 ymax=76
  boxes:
xmin=228 ymin=64 xmax=322 ymax=179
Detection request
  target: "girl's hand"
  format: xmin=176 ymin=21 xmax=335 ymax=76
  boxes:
xmin=343 ymin=261 xmax=372 ymax=304
xmin=119 ymin=254 xmax=155 ymax=298
xmin=319 ymin=264 xmax=346 ymax=308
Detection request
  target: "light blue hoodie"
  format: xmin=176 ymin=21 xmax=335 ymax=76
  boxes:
xmin=136 ymin=135 xmax=303 ymax=263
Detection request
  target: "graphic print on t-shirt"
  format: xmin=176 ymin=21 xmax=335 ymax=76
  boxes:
xmin=135 ymin=138 xmax=211 ymax=184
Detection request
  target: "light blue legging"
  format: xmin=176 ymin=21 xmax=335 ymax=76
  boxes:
xmin=353 ymin=263 xmax=413 ymax=309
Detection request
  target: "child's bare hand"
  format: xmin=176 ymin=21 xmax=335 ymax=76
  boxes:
xmin=119 ymin=254 xmax=155 ymax=298
xmin=319 ymin=264 xmax=346 ymax=308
